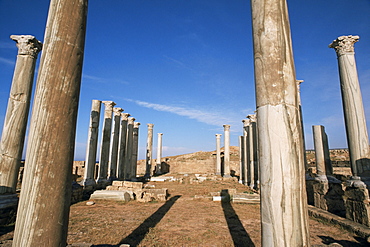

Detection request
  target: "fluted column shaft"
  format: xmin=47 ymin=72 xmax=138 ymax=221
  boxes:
xmin=0 ymin=35 xmax=42 ymax=194
xmin=124 ymin=117 xmax=135 ymax=179
xmin=82 ymin=100 xmax=101 ymax=187
xmin=131 ymin=122 xmax=140 ymax=180
xmin=13 ymin=0 xmax=88 ymax=245
xmin=156 ymin=133 xmax=163 ymax=174
xmin=223 ymin=125 xmax=231 ymax=177
xmin=313 ymin=125 xmax=333 ymax=177
xmin=96 ymin=101 xmax=115 ymax=186
xmin=239 ymin=136 xmax=244 ymax=183
xmin=117 ymin=113 xmax=130 ymax=180
xmin=215 ymin=134 xmax=222 ymax=175
xmin=108 ymin=107 xmax=123 ymax=181
xmin=242 ymin=119 xmax=250 ymax=185
xmin=251 ymin=0 xmax=310 ymax=245
xmin=329 ymin=35 xmax=370 ymax=177
xmin=145 ymin=124 xmax=154 ymax=177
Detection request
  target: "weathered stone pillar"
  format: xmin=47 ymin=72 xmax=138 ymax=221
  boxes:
xmin=108 ymin=107 xmax=123 ymax=181
xmin=251 ymin=0 xmax=310 ymax=245
xmin=130 ymin=122 xmax=140 ymax=180
xmin=297 ymin=80 xmax=309 ymax=175
xmin=329 ymin=35 xmax=370 ymax=178
xmin=96 ymin=101 xmax=115 ymax=187
xmin=242 ymin=119 xmax=249 ymax=185
xmin=155 ymin=133 xmax=163 ymax=174
xmin=81 ymin=100 xmax=101 ymax=189
xmin=117 ymin=113 xmax=130 ymax=180
xmin=313 ymin=125 xmax=333 ymax=177
xmin=124 ymin=117 xmax=135 ymax=180
xmin=215 ymin=134 xmax=222 ymax=175
xmin=239 ymin=136 xmax=244 ymax=184
xmin=145 ymin=124 xmax=154 ymax=178
xmin=13 ymin=0 xmax=88 ymax=245
xmin=223 ymin=125 xmax=231 ymax=178
xmin=247 ymin=114 xmax=258 ymax=189
xmin=0 ymin=35 xmax=42 ymax=194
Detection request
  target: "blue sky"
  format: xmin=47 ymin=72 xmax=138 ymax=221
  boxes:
xmin=0 ymin=0 xmax=369 ymax=161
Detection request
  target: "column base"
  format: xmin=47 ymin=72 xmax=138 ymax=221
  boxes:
xmin=215 ymin=172 xmax=221 ymax=176
xmin=80 ymin=178 xmax=96 ymax=188
xmin=96 ymin=178 xmax=110 ymax=189
xmin=223 ymin=174 xmax=231 ymax=178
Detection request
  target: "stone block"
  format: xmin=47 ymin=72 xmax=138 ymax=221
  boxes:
xmin=344 ymin=187 xmax=369 ymax=201
xmin=232 ymin=193 xmax=260 ymax=204
xmin=90 ymin=191 xmax=131 ymax=202
xmin=123 ymin=181 xmax=143 ymax=189
xmin=106 ymin=185 xmax=119 ymax=190
xmin=112 ymin=181 xmax=125 ymax=187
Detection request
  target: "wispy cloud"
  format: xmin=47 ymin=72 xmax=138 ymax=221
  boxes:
xmin=163 ymin=55 xmax=194 ymax=71
xmin=82 ymin=74 xmax=129 ymax=85
xmin=124 ymin=98 xmax=244 ymax=128
xmin=0 ymin=57 xmax=15 ymax=66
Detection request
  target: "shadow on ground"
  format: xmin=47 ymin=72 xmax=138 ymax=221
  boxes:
xmin=318 ymin=235 xmax=369 ymax=247
xmin=221 ymin=189 xmax=255 ymax=247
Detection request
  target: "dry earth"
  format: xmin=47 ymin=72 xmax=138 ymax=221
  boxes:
xmin=1 ymin=174 xmax=369 ymax=246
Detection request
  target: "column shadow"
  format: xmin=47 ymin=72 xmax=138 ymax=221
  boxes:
xmin=221 ymin=189 xmax=255 ymax=247
xmin=118 ymin=195 xmax=181 ymax=246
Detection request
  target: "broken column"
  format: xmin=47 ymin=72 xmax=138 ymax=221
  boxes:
xmin=145 ymin=123 xmax=154 ymax=178
xmin=313 ymin=125 xmax=333 ymax=177
xmin=155 ymin=133 xmax=163 ymax=174
xmin=130 ymin=122 xmax=140 ymax=180
xmin=117 ymin=113 xmax=130 ymax=180
xmin=96 ymin=101 xmax=115 ymax=187
xmin=223 ymin=124 xmax=231 ymax=178
xmin=108 ymin=107 xmax=123 ymax=181
xmin=215 ymin=134 xmax=222 ymax=175
xmin=124 ymin=117 xmax=135 ymax=179
xmin=81 ymin=100 xmax=101 ymax=189
xmin=0 ymin=35 xmax=42 ymax=194
xmin=13 ymin=0 xmax=88 ymax=245
xmin=329 ymin=35 xmax=370 ymax=178
xmin=330 ymin=35 xmax=370 ymax=226
xmin=251 ymin=0 xmax=310 ymax=245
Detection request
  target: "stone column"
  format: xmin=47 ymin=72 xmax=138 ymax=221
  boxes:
xmin=329 ymin=35 xmax=370 ymax=179
xmin=13 ymin=0 xmax=88 ymax=245
xmin=215 ymin=134 xmax=222 ymax=175
xmin=155 ymin=133 xmax=163 ymax=174
xmin=124 ymin=117 xmax=135 ymax=180
xmin=247 ymin=114 xmax=258 ymax=189
xmin=297 ymin=80 xmax=309 ymax=175
xmin=96 ymin=101 xmax=115 ymax=187
xmin=108 ymin=107 xmax=123 ymax=181
xmin=117 ymin=113 xmax=130 ymax=180
xmin=251 ymin=0 xmax=310 ymax=245
xmin=242 ymin=119 xmax=249 ymax=186
xmin=145 ymin=123 xmax=154 ymax=178
xmin=312 ymin=125 xmax=333 ymax=178
xmin=0 ymin=35 xmax=42 ymax=194
xmin=131 ymin=122 xmax=140 ymax=180
xmin=223 ymin=125 xmax=231 ymax=178
xmin=81 ymin=100 xmax=101 ymax=188
xmin=239 ymin=136 xmax=244 ymax=184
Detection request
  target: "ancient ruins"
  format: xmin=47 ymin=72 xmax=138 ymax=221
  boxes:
xmin=0 ymin=0 xmax=369 ymax=246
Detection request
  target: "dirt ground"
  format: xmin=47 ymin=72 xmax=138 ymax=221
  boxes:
xmin=1 ymin=175 xmax=369 ymax=246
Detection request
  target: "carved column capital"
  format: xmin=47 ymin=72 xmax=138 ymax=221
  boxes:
xmin=147 ymin=123 xmax=154 ymax=129
xmin=215 ymin=134 xmax=222 ymax=138
xmin=10 ymin=35 xmax=42 ymax=57
xmin=329 ymin=35 xmax=359 ymax=56
xmin=134 ymin=122 xmax=141 ymax=128
xmin=223 ymin=124 xmax=230 ymax=131
xmin=113 ymin=107 xmax=124 ymax=116
xmin=242 ymin=119 xmax=251 ymax=126
xmin=128 ymin=117 xmax=135 ymax=124
xmin=121 ymin=113 xmax=130 ymax=120
xmin=102 ymin=101 xmax=116 ymax=107
xmin=247 ymin=114 xmax=257 ymax=122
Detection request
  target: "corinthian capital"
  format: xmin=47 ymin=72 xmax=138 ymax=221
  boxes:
xmin=329 ymin=35 xmax=359 ymax=55
xmin=10 ymin=35 xmax=42 ymax=57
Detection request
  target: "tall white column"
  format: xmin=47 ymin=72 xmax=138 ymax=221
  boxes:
xmin=0 ymin=35 xmax=42 ymax=194
xmin=215 ymin=134 xmax=222 ymax=175
xmin=251 ymin=0 xmax=310 ymax=245
xmin=329 ymin=35 xmax=370 ymax=179
xmin=82 ymin=100 xmax=101 ymax=188
xmin=312 ymin=125 xmax=333 ymax=180
xmin=239 ymin=136 xmax=244 ymax=184
xmin=223 ymin=125 xmax=231 ymax=178
xmin=124 ymin=117 xmax=135 ymax=180
xmin=247 ymin=114 xmax=258 ymax=189
xmin=297 ymin=80 xmax=309 ymax=175
xmin=155 ymin=133 xmax=163 ymax=174
xmin=145 ymin=123 xmax=154 ymax=178
xmin=242 ymin=119 xmax=249 ymax=186
xmin=96 ymin=101 xmax=115 ymax=187
xmin=13 ymin=0 xmax=88 ymax=245
xmin=131 ymin=122 xmax=140 ymax=180
xmin=117 ymin=113 xmax=130 ymax=180
xmin=108 ymin=107 xmax=123 ymax=181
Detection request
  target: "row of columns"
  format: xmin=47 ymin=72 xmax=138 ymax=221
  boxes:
xmin=82 ymin=100 xmax=141 ymax=189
